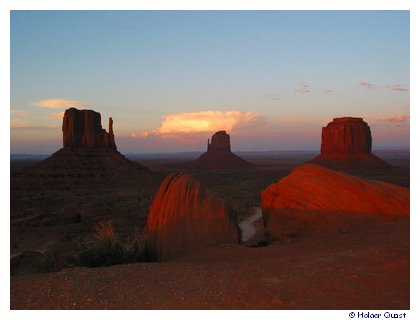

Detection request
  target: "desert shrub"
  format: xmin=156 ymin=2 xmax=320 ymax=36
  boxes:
xmin=78 ymin=239 xmax=126 ymax=267
xmin=93 ymin=220 xmax=116 ymax=241
xmin=76 ymin=221 xmax=148 ymax=268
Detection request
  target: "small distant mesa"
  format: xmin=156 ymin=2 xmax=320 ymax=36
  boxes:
xmin=190 ymin=130 xmax=254 ymax=169
xmin=15 ymin=107 xmax=150 ymax=184
xmin=309 ymin=117 xmax=391 ymax=169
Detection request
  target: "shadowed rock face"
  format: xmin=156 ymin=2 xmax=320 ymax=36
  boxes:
xmin=14 ymin=107 xmax=149 ymax=184
xmin=190 ymin=131 xmax=254 ymax=169
xmin=207 ymin=130 xmax=231 ymax=152
xmin=261 ymin=164 xmax=409 ymax=216
xmin=310 ymin=117 xmax=390 ymax=168
xmin=145 ymin=172 xmax=239 ymax=261
xmin=62 ymin=107 xmax=116 ymax=150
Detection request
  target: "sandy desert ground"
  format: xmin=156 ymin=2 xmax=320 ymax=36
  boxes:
xmin=10 ymin=150 xmax=410 ymax=309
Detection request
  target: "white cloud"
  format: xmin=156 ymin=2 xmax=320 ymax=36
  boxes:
xmin=131 ymin=110 xmax=264 ymax=138
xmin=31 ymin=98 xmax=84 ymax=109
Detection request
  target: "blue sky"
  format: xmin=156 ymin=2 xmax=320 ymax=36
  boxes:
xmin=10 ymin=10 xmax=410 ymax=153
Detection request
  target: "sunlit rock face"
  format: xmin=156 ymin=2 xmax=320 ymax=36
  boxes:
xmin=62 ymin=107 xmax=116 ymax=150
xmin=309 ymin=117 xmax=390 ymax=168
xmin=191 ymin=131 xmax=254 ymax=169
xmin=320 ymin=117 xmax=372 ymax=155
xmin=145 ymin=172 xmax=239 ymax=261
xmin=261 ymin=164 xmax=409 ymax=215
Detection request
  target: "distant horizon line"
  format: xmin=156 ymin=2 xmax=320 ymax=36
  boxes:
xmin=10 ymin=147 xmax=410 ymax=157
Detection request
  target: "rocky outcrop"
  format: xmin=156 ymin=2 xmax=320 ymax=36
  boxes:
xmin=309 ymin=117 xmax=390 ymax=168
xmin=62 ymin=108 xmax=116 ymax=149
xmin=238 ymin=207 xmax=267 ymax=247
xmin=145 ymin=172 xmax=239 ymax=261
xmin=207 ymin=130 xmax=231 ymax=152
xmin=261 ymin=164 xmax=409 ymax=215
xmin=261 ymin=164 xmax=409 ymax=240
xmin=189 ymin=131 xmax=254 ymax=169
xmin=14 ymin=107 xmax=150 ymax=185
xmin=321 ymin=117 xmax=371 ymax=155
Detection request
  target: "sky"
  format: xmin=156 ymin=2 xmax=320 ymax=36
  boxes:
xmin=10 ymin=10 xmax=410 ymax=154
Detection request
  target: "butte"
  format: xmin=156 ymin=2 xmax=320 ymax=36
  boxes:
xmin=15 ymin=107 xmax=151 ymax=185
xmin=188 ymin=130 xmax=254 ymax=169
xmin=308 ymin=117 xmax=390 ymax=169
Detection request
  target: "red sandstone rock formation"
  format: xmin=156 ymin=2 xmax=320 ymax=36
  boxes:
xmin=261 ymin=164 xmax=409 ymax=215
xmin=190 ymin=131 xmax=254 ymax=169
xmin=321 ymin=117 xmax=371 ymax=155
xmin=145 ymin=172 xmax=239 ymax=261
xmin=310 ymin=117 xmax=390 ymax=168
xmin=62 ymin=108 xmax=116 ymax=149
xmin=15 ymin=107 xmax=149 ymax=184
xmin=207 ymin=130 xmax=231 ymax=152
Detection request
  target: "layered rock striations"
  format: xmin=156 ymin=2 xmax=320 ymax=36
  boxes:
xmin=145 ymin=172 xmax=239 ymax=261
xmin=190 ymin=131 xmax=254 ymax=169
xmin=261 ymin=164 xmax=409 ymax=239
xmin=261 ymin=164 xmax=409 ymax=215
xmin=15 ymin=107 xmax=150 ymax=184
xmin=320 ymin=117 xmax=371 ymax=155
xmin=310 ymin=117 xmax=390 ymax=168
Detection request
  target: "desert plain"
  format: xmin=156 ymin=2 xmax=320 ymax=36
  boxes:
xmin=10 ymin=147 xmax=409 ymax=309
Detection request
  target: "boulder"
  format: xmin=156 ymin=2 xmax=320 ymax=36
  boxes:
xmin=238 ymin=207 xmax=267 ymax=246
xmin=261 ymin=164 xmax=409 ymax=215
xmin=145 ymin=172 xmax=239 ymax=261
xmin=261 ymin=164 xmax=409 ymax=240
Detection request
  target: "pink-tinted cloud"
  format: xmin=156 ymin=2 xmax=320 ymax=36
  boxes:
xmin=359 ymin=80 xmax=373 ymax=89
xmin=11 ymin=109 xmax=65 ymax=129
xmin=384 ymin=84 xmax=408 ymax=91
xmin=295 ymin=82 xmax=310 ymax=93
xmin=359 ymin=81 xmax=408 ymax=92
xmin=383 ymin=114 xmax=410 ymax=122
xmin=321 ymin=89 xmax=333 ymax=94
xmin=10 ymin=109 xmax=31 ymax=117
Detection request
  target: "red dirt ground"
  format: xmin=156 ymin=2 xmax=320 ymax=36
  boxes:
xmin=11 ymin=215 xmax=409 ymax=310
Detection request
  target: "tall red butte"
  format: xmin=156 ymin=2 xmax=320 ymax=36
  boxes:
xmin=62 ymin=107 xmax=116 ymax=149
xmin=145 ymin=172 xmax=238 ymax=261
xmin=309 ymin=117 xmax=390 ymax=168
xmin=16 ymin=107 xmax=150 ymax=183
